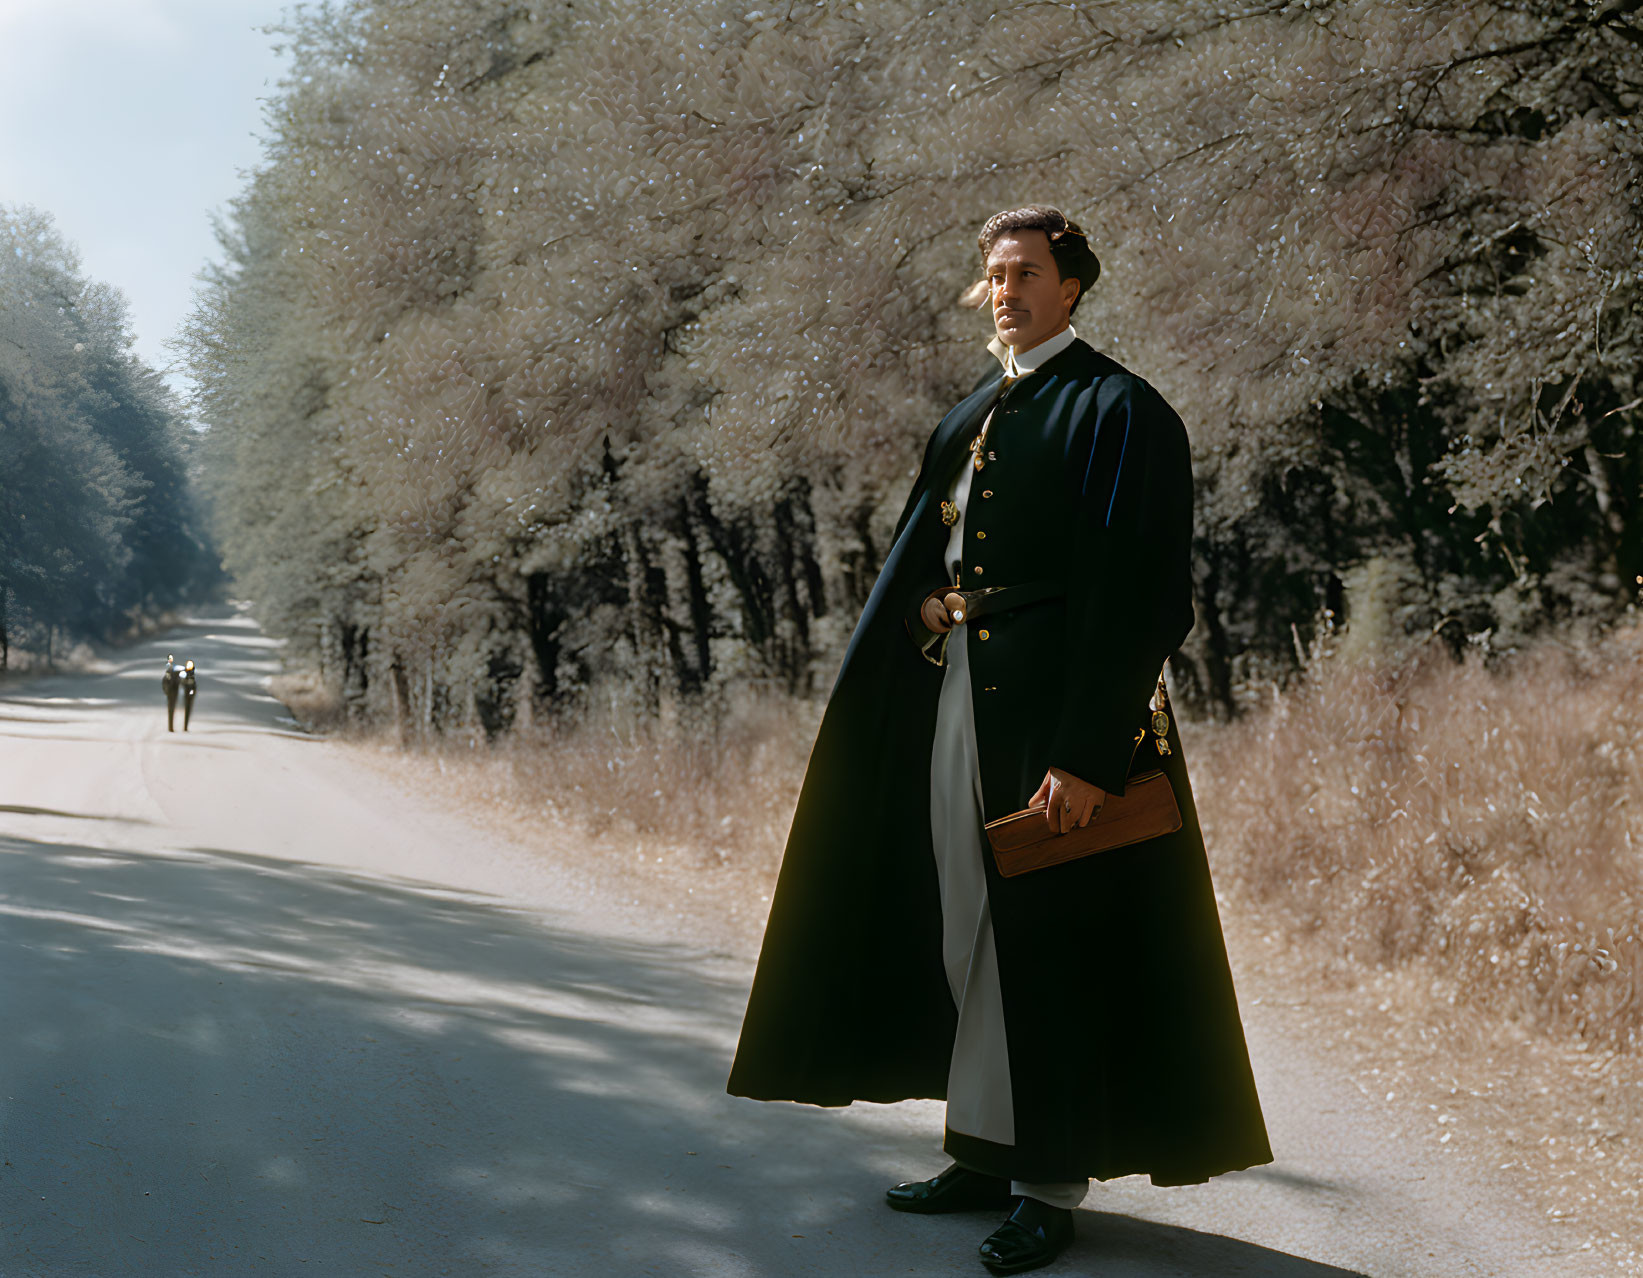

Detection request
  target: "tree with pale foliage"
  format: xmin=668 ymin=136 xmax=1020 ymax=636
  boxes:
xmin=185 ymin=0 xmax=1642 ymax=733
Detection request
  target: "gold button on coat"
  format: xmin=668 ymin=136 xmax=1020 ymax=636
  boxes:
xmin=978 ymin=629 xmax=991 ymax=641
xmin=976 ymin=530 xmax=986 ymax=540
xmin=981 ymin=489 xmax=993 ymax=498
xmin=973 ymin=565 xmax=984 ymax=575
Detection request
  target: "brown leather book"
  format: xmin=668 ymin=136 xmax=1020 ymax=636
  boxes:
xmin=984 ymin=769 xmax=1182 ymax=877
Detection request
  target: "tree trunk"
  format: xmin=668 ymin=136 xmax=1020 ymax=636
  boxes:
xmin=390 ymin=655 xmax=412 ymax=744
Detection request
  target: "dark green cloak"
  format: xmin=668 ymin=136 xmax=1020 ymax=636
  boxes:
xmin=726 ymin=339 xmax=1272 ymax=1186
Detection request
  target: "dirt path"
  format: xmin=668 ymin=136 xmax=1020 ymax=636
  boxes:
xmin=0 ymin=608 xmax=1594 ymax=1276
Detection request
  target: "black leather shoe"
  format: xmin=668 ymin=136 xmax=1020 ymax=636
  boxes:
xmin=885 ymin=1163 xmax=1014 ymax=1214
xmin=977 ymin=1195 xmax=1075 ymax=1274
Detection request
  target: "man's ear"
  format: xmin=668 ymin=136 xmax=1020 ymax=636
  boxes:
xmin=1061 ymin=276 xmax=1080 ymax=314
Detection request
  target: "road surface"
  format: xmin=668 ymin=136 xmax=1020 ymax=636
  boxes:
xmin=0 ymin=608 xmax=1586 ymax=1276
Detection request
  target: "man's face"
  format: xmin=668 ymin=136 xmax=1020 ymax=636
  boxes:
xmin=986 ymin=230 xmax=1079 ymax=353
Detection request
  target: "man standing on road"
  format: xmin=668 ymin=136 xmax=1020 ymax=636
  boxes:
xmin=161 ymin=656 xmax=181 ymax=733
xmin=727 ymin=206 xmax=1271 ymax=1274
xmin=180 ymin=659 xmax=198 ymax=731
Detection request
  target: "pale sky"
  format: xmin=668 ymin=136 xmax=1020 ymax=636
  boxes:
xmin=0 ymin=0 xmax=293 ymax=392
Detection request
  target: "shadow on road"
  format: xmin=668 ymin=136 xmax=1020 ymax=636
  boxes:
xmin=0 ymin=805 xmax=151 ymax=823
xmin=0 ymin=832 xmax=1366 ymax=1277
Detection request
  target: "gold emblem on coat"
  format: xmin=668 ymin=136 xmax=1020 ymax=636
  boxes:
xmin=940 ymin=500 xmax=959 ymax=526
xmin=1151 ymin=677 xmax=1173 ymax=755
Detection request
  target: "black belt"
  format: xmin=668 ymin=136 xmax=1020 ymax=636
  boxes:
xmin=938 ymin=580 xmax=1063 ymax=626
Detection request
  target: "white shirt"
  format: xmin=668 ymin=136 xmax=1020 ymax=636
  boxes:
xmin=986 ymin=322 xmax=1077 ymax=378
xmin=943 ymin=325 xmax=1078 ymax=580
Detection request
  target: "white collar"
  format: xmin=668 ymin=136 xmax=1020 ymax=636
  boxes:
xmin=986 ymin=323 xmax=1077 ymax=378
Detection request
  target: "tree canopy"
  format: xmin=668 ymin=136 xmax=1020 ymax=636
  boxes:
xmin=185 ymin=0 xmax=1643 ymax=730
xmin=0 ymin=207 xmax=214 ymax=665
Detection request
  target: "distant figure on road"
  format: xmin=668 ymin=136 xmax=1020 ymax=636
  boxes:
xmin=181 ymin=660 xmax=198 ymax=731
xmin=161 ymin=655 xmax=181 ymax=732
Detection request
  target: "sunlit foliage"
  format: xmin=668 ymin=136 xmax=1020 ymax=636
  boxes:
xmin=185 ymin=0 xmax=1643 ymax=731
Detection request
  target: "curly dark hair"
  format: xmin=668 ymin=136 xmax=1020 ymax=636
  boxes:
xmin=976 ymin=205 xmax=1101 ymax=314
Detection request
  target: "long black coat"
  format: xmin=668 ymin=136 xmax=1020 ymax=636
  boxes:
xmin=727 ymin=338 xmax=1272 ymax=1186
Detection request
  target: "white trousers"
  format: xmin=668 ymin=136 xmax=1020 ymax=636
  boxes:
xmin=930 ymin=627 xmax=1089 ymax=1211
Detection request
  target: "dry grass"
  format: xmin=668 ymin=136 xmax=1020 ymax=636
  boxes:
xmin=1190 ymin=619 xmax=1643 ymax=1264
xmin=1196 ymin=621 xmax=1643 ymax=1056
xmin=491 ymin=696 xmax=819 ymax=875
xmin=280 ymin=681 xmax=817 ymax=875
xmin=267 ymin=669 xmax=350 ymax=735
